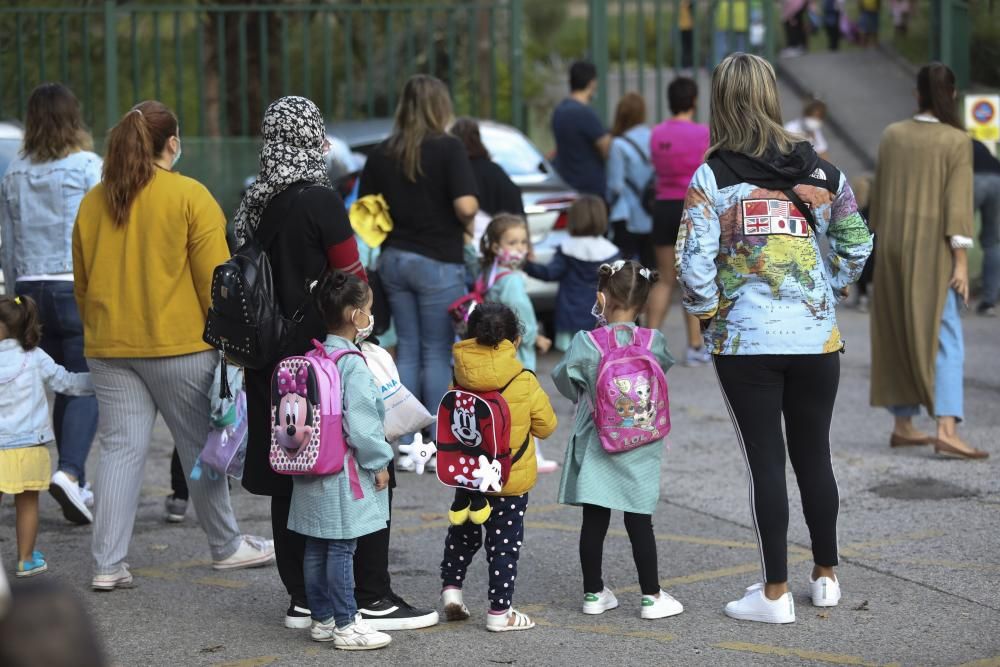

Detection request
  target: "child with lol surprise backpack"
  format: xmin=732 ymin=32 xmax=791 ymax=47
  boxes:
xmin=477 ymin=214 xmax=560 ymax=473
xmin=437 ymin=302 xmax=557 ymax=632
xmin=0 ymin=295 xmax=93 ymax=578
xmin=553 ymin=260 xmax=684 ymax=620
xmin=284 ymin=271 xmax=394 ymax=651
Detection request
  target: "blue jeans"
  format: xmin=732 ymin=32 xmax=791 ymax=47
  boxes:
xmin=377 ymin=247 xmax=466 ymax=422
xmin=713 ymin=30 xmax=749 ymax=66
xmin=889 ymin=289 xmax=964 ymax=420
xmin=974 ymin=173 xmax=1000 ymax=306
xmin=15 ymin=280 xmax=98 ymax=484
xmin=304 ymin=537 xmax=358 ymax=627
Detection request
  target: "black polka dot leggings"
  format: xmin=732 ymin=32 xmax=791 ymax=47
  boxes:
xmin=440 ymin=493 xmax=528 ymax=612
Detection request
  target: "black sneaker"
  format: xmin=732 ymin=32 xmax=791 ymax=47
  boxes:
xmin=358 ymin=593 xmax=439 ymax=630
xmin=284 ymin=601 xmax=312 ymax=629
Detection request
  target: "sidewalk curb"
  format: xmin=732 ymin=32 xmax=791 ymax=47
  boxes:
xmin=776 ymin=60 xmax=877 ymax=172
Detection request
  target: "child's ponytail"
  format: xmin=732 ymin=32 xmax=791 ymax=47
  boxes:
xmin=0 ymin=295 xmax=42 ymax=351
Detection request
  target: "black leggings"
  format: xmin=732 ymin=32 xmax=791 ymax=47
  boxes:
xmin=714 ymin=353 xmax=841 ymax=583
xmin=580 ymin=504 xmax=659 ymax=595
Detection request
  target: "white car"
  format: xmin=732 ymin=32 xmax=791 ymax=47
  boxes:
xmin=0 ymin=122 xmax=25 ymax=291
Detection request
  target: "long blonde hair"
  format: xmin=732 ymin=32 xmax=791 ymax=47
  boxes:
xmin=708 ymin=53 xmax=799 ymax=158
xmin=387 ymin=75 xmax=454 ymax=182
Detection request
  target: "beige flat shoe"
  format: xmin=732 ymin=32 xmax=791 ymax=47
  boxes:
xmin=933 ymin=438 xmax=989 ymax=460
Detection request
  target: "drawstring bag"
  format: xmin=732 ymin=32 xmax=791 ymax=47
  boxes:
xmin=360 ymin=341 xmax=435 ymax=442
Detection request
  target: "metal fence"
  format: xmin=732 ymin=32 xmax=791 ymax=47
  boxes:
xmin=0 ymin=1 xmax=525 ymax=135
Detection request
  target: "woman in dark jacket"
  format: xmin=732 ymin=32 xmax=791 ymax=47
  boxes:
xmin=236 ymin=96 xmax=437 ymax=632
xmin=451 ymin=117 xmax=524 ymax=217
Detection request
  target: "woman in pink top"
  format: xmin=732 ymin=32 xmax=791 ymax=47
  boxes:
xmin=648 ymin=77 xmax=711 ymax=365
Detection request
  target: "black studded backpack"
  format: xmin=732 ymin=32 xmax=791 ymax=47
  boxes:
xmin=203 ymin=186 xmax=312 ymax=370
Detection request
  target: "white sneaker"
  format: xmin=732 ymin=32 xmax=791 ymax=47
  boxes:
xmin=582 ymin=587 xmax=619 ymax=615
xmin=684 ymin=346 xmax=711 ymax=367
xmin=640 ymin=589 xmax=684 ymax=619
xmin=333 ymin=615 xmax=392 ymax=650
xmin=49 ymin=471 xmax=92 ymax=524
xmin=285 ymin=604 xmax=313 ymax=629
xmin=395 ymin=454 xmax=416 ymax=473
xmin=79 ymin=483 xmax=95 ymax=508
xmin=485 ymin=607 xmax=535 ymax=632
xmin=810 ymin=575 xmax=842 ymax=607
xmin=92 ymin=563 xmax=134 ymax=591
xmin=212 ymin=535 xmax=276 ymax=570
xmin=311 ymin=617 xmax=338 ymax=642
xmin=536 ymin=456 xmax=559 ymax=474
xmin=442 ymin=588 xmax=470 ymax=621
xmin=724 ymin=587 xmax=795 ymax=624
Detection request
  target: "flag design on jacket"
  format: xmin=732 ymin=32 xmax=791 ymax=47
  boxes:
xmin=741 ymin=198 xmax=810 ymax=238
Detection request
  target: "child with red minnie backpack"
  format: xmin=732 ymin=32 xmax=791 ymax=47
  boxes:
xmin=286 ymin=271 xmax=394 ymax=651
xmin=553 ymin=260 xmax=684 ymax=620
xmin=438 ymin=302 xmax=557 ymax=632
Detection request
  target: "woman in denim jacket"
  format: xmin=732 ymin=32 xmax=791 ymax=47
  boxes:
xmin=0 ymin=83 xmax=101 ymax=525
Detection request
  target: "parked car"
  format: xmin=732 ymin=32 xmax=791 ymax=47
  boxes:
xmin=323 ymin=118 xmax=577 ymax=311
xmin=0 ymin=122 xmax=25 ymax=291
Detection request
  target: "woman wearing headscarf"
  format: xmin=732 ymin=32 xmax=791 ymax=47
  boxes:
xmin=678 ymin=54 xmax=872 ymax=623
xmin=237 ymin=96 xmax=438 ymax=631
xmin=869 ymin=63 xmax=987 ymax=459
xmin=73 ymin=100 xmax=275 ymax=591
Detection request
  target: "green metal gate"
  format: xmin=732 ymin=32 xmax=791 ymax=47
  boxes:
xmin=0 ymin=1 xmax=526 ymax=135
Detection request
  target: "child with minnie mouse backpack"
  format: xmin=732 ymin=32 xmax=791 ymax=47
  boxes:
xmin=436 ymin=302 xmax=557 ymax=632
xmin=278 ymin=270 xmax=394 ymax=651
xmin=553 ymin=260 xmax=684 ymax=621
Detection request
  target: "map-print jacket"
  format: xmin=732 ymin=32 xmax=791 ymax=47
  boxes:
xmin=677 ymin=142 xmax=873 ymax=355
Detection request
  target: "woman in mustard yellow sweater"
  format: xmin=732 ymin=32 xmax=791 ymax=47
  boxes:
xmin=72 ymin=100 xmax=275 ymax=591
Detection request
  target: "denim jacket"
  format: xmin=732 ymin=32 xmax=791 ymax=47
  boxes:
xmin=607 ymin=126 xmax=654 ymax=234
xmin=1 ymin=151 xmax=102 ymax=285
xmin=0 ymin=338 xmax=94 ymax=450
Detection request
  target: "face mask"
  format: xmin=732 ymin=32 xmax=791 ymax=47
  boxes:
xmin=352 ymin=309 xmax=374 ymax=344
xmin=171 ymin=138 xmax=182 ymax=168
xmin=497 ymin=248 xmax=525 ymax=268
xmin=803 ymin=117 xmax=823 ymax=132
xmin=591 ymin=294 xmax=608 ymax=327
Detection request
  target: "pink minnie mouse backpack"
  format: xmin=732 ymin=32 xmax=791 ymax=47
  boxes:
xmin=586 ymin=325 xmax=670 ymax=454
xmin=269 ymin=340 xmax=365 ymax=497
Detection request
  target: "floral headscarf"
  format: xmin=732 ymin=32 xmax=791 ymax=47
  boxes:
xmin=233 ymin=96 xmax=331 ymax=245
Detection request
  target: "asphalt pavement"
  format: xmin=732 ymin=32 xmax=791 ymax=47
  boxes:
xmin=2 ymin=303 xmax=998 ymax=667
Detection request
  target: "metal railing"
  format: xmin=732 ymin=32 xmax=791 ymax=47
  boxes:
xmin=0 ymin=1 xmax=525 ymax=134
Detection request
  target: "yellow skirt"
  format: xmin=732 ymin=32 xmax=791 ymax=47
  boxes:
xmin=0 ymin=446 xmax=51 ymax=494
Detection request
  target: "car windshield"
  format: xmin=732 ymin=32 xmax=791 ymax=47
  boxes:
xmin=479 ymin=125 xmax=546 ymax=177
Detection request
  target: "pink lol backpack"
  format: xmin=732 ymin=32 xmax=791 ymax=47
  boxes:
xmin=586 ymin=325 xmax=670 ymax=454
xmin=269 ymin=340 xmax=365 ymax=498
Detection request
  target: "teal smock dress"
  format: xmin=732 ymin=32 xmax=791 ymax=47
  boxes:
xmin=552 ymin=323 xmax=675 ymax=515
xmin=485 ymin=271 xmax=538 ymax=372
xmin=288 ymin=334 xmax=395 ymax=540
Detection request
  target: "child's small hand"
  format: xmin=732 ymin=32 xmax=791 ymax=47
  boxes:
xmin=536 ymin=334 xmax=553 ymax=354
xmin=374 ymin=468 xmax=390 ymax=491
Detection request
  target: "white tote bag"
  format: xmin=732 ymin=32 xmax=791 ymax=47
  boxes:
xmin=361 ymin=342 xmax=435 ymax=442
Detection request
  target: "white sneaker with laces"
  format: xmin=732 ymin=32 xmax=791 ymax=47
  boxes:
xmin=395 ymin=454 xmax=416 ymax=473
xmin=79 ymin=483 xmax=95 ymax=509
xmin=810 ymin=575 xmax=841 ymax=607
xmin=333 ymin=615 xmax=392 ymax=650
xmin=486 ymin=608 xmax=534 ymax=632
xmin=724 ymin=587 xmax=795 ymax=624
xmin=442 ymin=588 xmax=470 ymax=621
xmin=311 ymin=617 xmax=338 ymax=642
xmin=49 ymin=471 xmax=92 ymax=524
xmin=92 ymin=563 xmax=134 ymax=591
xmin=640 ymin=589 xmax=684 ymax=619
xmin=582 ymin=587 xmax=619 ymax=615
xmin=212 ymin=535 xmax=275 ymax=570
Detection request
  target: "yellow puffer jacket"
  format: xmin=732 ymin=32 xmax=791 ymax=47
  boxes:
xmin=452 ymin=339 xmax=558 ymax=496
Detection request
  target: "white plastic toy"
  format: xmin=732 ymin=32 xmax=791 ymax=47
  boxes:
xmin=397 ymin=433 xmax=437 ymax=475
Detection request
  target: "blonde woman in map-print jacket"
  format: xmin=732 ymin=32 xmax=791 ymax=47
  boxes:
xmin=676 ymin=54 xmax=872 ymax=627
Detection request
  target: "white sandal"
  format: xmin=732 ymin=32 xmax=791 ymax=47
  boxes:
xmin=486 ymin=607 xmax=535 ymax=632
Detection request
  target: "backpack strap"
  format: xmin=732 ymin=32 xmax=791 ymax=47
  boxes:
xmin=619 ymin=135 xmax=650 ymax=165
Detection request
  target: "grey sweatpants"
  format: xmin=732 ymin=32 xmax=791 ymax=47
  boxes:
xmin=89 ymin=351 xmax=242 ymax=575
